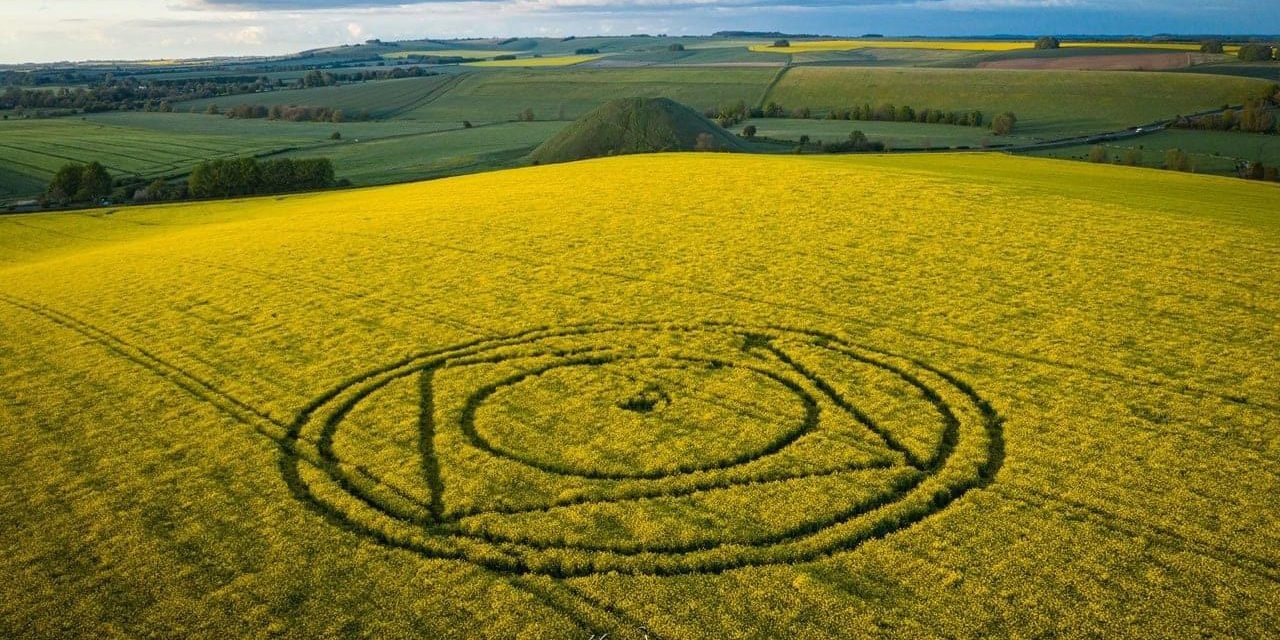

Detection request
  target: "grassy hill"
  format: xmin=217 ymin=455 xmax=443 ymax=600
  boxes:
xmin=1 ymin=153 xmax=1277 ymax=637
xmin=530 ymin=97 xmax=744 ymax=164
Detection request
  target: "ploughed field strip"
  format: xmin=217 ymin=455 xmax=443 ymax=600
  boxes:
xmin=0 ymin=153 xmax=1278 ymax=637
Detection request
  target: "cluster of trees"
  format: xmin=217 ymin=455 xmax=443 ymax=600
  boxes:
xmin=1035 ymin=37 xmax=1061 ymax=50
xmin=1201 ymin=40 xmax=1226 ymax=54
xmin=1172 ymin=98 xmax=1277 ymax=134
xmin=1241 ymin=160 xmax=1280 ymax=181
xmin=44 ymin=162 xmax=113 ymax=205
xmin=991 ymin=112 xmax=1018 ymax=136
xmin=706 ymin=101 xmax=755 ymax=127
xmin=1238 ymin=44 xmax=1278 ymax=61
xmin=219 ymin=103 xmax=371 ymax=123
xmin=575 ymin=48 xmax=601 ymax=55
xmin=1087 ymin=145 xmax=1143 ymax=167
xmin=820 ymin=130 xmax=886 ymax=153
xmin=188 ymin=157 xmax=336 ymax=199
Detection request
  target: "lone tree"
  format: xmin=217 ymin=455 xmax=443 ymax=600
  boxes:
xmin=1088 ymin=145 xmax=1109 ymax=164
xmin=1200 ymin=39 xmax=1225 ymax=54
xmin=668 ymin=43 xmax=685 ymax=52
xmin=1164 ymin=148 xmax=1192 ymax=172
xmin=742 ymin=125 xmax=758 ymax=139
xmin=1035 ymin=36 xmax=1061 ymax=50
xmin=991 ymin=112 xmax=1018 ymax=136
xmin=45 ymin=161 xmax=112 ymax=205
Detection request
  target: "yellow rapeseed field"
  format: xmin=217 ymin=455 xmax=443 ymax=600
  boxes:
xmin=1 ymin=153 xmax=1277 ymax=638
xmin=751 ymin=40 xmax=1035 ymax=53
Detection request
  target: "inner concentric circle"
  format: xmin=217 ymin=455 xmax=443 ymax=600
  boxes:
xmin=467 ymin=356 xmax=817 ymax=479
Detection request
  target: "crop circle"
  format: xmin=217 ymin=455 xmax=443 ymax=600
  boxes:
xmin=282 ymin=322 xmax=1003 ymax=576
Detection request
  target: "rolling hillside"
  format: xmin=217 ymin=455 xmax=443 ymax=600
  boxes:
xmin=2 ymin=152 xmax=1277 ymax=638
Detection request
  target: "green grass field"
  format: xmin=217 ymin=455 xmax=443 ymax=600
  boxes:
xmin=0 ymin=117 xmax=303 ymax=199
xmin=185 ymin=74 xmax=461 ymax=119
xmin=1 ymin=152 xmax=1277 ymax=637
xmin=766 ymin=67 xmax=1274 ymax=138
xmin=1026 ymin=129 xmax=1280 ymax=174
xmin=280 ymin=121 xmax=567 ymax=185
xmin=376 ymin=67 xmax=778 ymax=122
xmin=186 ymin=68 xmax=777 ymax=124
xmin=0 ymin=114 xmax=480 ymax=201
xmin=734 ymin=118 xmax=1039 ymax=148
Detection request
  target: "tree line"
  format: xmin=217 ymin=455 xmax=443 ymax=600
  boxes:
xmin=217 ymin=103 xmax=372 ymax=123
xmin=42 ymin=157 xmax=337 ymax=208
xmin=0 ymin=76 xmax=266 ymax=115
xmin=1237 ymin=44 xmax=1278 ymax=62
xmin=1087 ymin=145 xmax=1279 ymax=182
xmin=1171 ymin=93 xmax=1279 ymax=134
xmin=708 ymin=100 xmax=1016 ymax=134
xmin=1 ymin=66 xmax=438 ymax=117
xmin=188 ymin=157 xmax=336 ymax=198
xmin=297 ymin=66 xmax=438 ymax=88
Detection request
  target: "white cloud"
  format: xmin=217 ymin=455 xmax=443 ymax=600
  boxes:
xmin=227 ymin=25 xmax=266 ymax=44
xmin=1 ymin=0 xmax=1275 ymax=63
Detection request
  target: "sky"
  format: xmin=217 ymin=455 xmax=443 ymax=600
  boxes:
xmin=2 ymin=0 xmax=1278 ymax=64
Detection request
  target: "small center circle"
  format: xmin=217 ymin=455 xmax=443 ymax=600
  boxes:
xmin=469 ymin=356 xmax=816 ymax=479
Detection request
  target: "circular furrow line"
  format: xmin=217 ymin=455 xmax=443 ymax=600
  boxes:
xmin=286 ymin=321 xmax=1005 ymax=575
